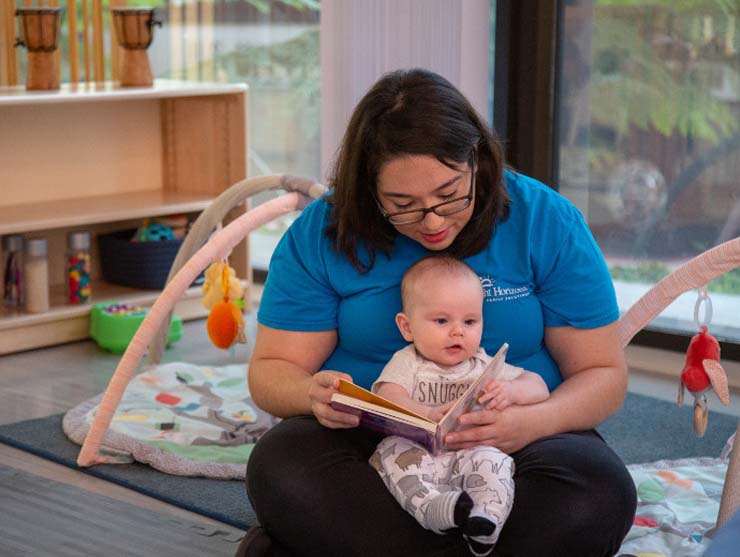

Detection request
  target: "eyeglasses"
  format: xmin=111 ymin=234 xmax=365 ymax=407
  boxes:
xmin=375 ymin=164 xmax=476 ymax=225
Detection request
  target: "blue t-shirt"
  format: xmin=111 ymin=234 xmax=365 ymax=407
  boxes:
xmin=258 ymin=170 xmax=618 ymax=391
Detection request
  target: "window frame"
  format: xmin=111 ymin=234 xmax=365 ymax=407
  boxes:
xmin=492 ymin=0 xmax=740 ymax=360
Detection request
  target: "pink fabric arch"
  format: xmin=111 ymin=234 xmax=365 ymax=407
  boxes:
xmin=617 ymin=237 xmax=740 ymax=528
xmin=77 ymin=190 xmax=312 ymax=467
xmin=618 ymin=238 xmax=740 ymax=348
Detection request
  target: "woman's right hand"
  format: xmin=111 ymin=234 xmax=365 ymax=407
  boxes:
xmin=308 ymin=370 xmax=361 ymax=429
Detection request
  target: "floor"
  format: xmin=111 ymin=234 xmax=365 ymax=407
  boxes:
xmin=0 ymin=317 xmax=254 ymax=556
xmin=1 ymin=313 xmax=738 ymax=556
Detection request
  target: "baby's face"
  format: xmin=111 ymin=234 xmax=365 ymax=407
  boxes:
xmin=402 ymin=272 xmax=483 ymax=368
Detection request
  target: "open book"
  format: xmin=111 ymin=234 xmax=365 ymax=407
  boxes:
xmin=330 ymin=343 xmax=509 ymax=454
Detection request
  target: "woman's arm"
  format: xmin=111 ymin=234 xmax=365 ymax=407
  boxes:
xmin=248 ymin=323 xmax=360 ymax=428
xmin=445 ymin=321 xmax=627 ymax=453
xmin=539 ymin=321 xmax=627 ymax=429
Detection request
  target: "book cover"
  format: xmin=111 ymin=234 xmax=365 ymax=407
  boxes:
xmin=330 ymin=343 xmax=509 ymax=454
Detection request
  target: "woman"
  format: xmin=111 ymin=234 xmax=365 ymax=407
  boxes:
xmin=243 ymin=68 xmax=636 ymax=556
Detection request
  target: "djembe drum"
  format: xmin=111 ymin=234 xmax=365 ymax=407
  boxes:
xmin=15 ymin=7 xmax=63 ymax=90
xmin=111 ymin=7 xmax=161 ymax=87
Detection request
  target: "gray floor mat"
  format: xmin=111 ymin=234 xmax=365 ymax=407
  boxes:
xmin=0 ymin=464 xmax=244 ymax=557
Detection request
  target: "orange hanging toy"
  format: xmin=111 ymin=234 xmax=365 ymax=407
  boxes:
xmin=203 ymin=261 xmax=245 ymax=349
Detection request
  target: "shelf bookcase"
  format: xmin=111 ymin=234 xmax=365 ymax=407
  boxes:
xmin=0 ymin=80 xmax=249 ymax=355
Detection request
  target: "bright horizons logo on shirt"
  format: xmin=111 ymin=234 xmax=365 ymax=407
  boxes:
xmin=480 ymin=276 xmax=532 ymax=303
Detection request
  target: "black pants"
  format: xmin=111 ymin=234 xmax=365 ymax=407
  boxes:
xmin=246 ymin=416 xmax=636 ymax=557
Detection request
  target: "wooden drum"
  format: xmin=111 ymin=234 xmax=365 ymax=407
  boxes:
xmin=15 ymin=7 xmax=63 ymax=90
xmin=111 ymin=8 xmax=161 ymax=87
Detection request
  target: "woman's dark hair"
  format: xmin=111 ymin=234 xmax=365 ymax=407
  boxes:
xmin=325 ymin=67 xmax=508 ymax=273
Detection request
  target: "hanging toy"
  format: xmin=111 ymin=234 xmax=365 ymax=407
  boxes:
xmin=202 ymin=260 xmax=244 ymax=309
xmin=202 ymin=260 xmax=246 ymax=349
xmin=677 ymin=288 xmax=730 ymax=437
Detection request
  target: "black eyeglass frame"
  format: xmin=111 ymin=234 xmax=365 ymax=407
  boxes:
xmin=374 ymin=160 xmax=477 ymax=225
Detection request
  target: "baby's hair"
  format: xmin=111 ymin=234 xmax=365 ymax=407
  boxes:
xmin=401 ymin=255 xmax=482 ymax=311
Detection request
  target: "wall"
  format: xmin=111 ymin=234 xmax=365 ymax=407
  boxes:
xmin=319 ymin=0 xmax=491 ymax=181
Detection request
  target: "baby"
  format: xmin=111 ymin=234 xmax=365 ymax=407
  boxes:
xmin=370 ymin=254 xmax=550 ymax=556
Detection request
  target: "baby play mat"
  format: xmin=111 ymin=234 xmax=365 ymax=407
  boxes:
xmin=619 ymin=455 xmax=730 ymax=556
xmin=62 ymin=362 xmax=279 ymax=480
xmin=62 ymin=362 xmax=734 ymax=554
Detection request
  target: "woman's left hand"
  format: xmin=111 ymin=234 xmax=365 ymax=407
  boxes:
xmin=443 ymin=404 xmax=539 ymax=454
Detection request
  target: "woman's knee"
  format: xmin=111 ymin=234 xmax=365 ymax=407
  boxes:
xmin=560 ymin=459 xmax=636 ymax=556
xmin=496 ymin=431 xmax=636 ymax=556
xmin=246 ymin=417 xmax=316 ymax=507
xmin=247 ymin=415 xmax=380 ymax=508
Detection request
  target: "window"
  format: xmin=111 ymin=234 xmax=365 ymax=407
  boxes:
xmin=556 ymin=1 xmax=740 ymax=344
xmin=151 ymin=0 xmax=320 ymax=269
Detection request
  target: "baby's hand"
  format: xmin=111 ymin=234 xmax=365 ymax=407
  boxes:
xmin=478 ymin=380 xmax=512 ymax=411
xmin=427 ymin=399 xmax=455 ymax=422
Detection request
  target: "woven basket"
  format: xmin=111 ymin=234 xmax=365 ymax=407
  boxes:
xmin=98 ymin=229 xmax=183 ymax=290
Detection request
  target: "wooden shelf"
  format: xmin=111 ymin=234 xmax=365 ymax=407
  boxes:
xmin=0 ymin=79 xmax=247 ymax=106
xmin=0 ymin=284 xmax=208 ymax=355
xmin=0 ymin=283 xmax=204 ymax=329
xmin=0 ymin=190 xmax=216 ymax=236
xmin=0 ymin=80 xmax=249 ymax=354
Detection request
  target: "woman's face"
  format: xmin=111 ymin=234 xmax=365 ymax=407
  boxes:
xmin=376 ymin=155 xmax=475 ymax=251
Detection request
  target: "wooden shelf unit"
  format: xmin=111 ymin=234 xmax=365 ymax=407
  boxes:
xmin=0 ymin=80 xmax=249 ymax=355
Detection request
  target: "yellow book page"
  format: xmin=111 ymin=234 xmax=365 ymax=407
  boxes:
xmin=337 ymin=380 xmax=431 ymax=422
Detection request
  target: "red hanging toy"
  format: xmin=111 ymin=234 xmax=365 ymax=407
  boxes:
xmin=677 ymin=288 xmax=729 ymax=437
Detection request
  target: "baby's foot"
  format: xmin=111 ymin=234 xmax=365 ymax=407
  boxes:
xmin=464 ymin=515 xmax=497 ymax=556
xmin=454 ymin=491 xmax=473 ymax=527
xmin=427 ymin=490 xmax=472 ymax=534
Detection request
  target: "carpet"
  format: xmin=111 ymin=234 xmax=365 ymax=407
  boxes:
xmin=0 ymin=391 xmax=737 ymax=531
xmin=0 ymin=464 xmax=242 ymax=556
xmin=599 ymin=392 xmax=738 ymax=463
xmin=0 ymin=414 xmax=255 ymax=530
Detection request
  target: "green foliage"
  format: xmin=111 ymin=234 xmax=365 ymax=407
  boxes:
xmin=610 ymin=262 xmax=740 ymax=294
xmin=226 ymin=26 xmax=319 ymax=85
xmin=590 ymin=10 xmax=739 ymax=144
xmin=610 ymin=262 xmax=672 ymax=283
xmin=225 ymin=0 xmax=319 ymax=13
xmin=596 ymin=0 xmax=740 ymax=13
xmin=215 ymin=27 xmax=319 ymax=122
xmin=708 ymin=267 xmax=740 ymax=294
xmin=275 ymin=0 xmax=320 ymax=10
xmin=124 ymin=0 xmax=167 ymax=7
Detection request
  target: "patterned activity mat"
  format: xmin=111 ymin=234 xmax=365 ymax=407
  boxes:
xmin=63 ymin=361 xmax=731 ymax=552
xmin=618 ymin=456 xmax=729 ymax=556
xmin=63 ymin=362 xmax=279 ymax=480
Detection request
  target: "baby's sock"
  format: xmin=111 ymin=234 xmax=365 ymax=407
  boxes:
xmin=454 ymin=491 xmax=473 ymax=527
xmin=424 ymin=490 xmax=472 ymax=534
xmin=463 ymin=514 xmax=498 ymax=557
